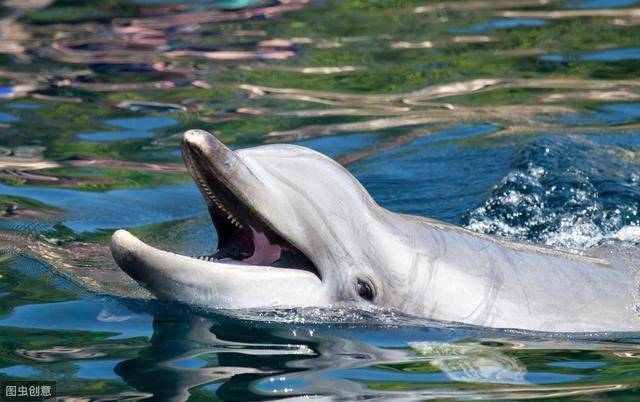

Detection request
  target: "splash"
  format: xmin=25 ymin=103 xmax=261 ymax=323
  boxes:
xmin=463 ymin=136 xmax=640 ymax=250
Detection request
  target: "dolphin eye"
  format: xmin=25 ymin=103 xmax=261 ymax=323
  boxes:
xmin=356 ymin=279 xmax=375 ymax=301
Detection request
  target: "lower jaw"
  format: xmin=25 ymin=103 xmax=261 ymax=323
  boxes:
xmin=110 ymin=229 xmax=326 ymax=309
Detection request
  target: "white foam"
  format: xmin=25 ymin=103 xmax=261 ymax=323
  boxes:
xmin=464 ymin=161 xmax=640 ymax=251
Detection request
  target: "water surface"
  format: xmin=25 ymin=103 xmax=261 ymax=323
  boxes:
xmin=1 ymin=0 xmax=640 ymax=399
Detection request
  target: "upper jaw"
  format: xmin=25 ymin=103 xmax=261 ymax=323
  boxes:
xmin=181 ymin=129 xmax=236 ymax=171
xmin=181 ymin=130 xmax=317 ymax=270
xmin=181 ymin=129 xmax=252 ymax=240
xmin=180 ymin=129 xmax=256 ymax=213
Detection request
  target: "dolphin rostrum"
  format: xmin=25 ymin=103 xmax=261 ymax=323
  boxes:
xmin=111 ymin=129 xmax=640 ymax=332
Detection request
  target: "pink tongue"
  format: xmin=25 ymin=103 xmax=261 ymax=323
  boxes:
xmin=242 ymin=228 xmax=282 ymax=265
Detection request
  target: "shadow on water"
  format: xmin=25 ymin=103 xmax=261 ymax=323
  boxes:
xmin=110 ymin=303 xmax=640 ymax=401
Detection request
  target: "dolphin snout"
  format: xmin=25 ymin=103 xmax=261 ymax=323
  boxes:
xmin=182 ymin=129 xmax=226 ymax=154
xmin=110 ymin=229 xmax=149 ymax=285
xmin=181 ymin=129 xmax=241 ymax=174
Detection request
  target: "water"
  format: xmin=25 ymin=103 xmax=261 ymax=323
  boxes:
xmin=1 ymin=0 xmax=640 ymax=399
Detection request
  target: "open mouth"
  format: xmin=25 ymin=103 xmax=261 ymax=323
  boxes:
xmin=181 ymin=135 xmax=320 ymax=278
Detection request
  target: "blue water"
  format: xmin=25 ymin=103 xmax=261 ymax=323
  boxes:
xmin=565 ymin=0 xmax=639 ymax=8
xmin=458 ymin=18 xmax=548 ymax=34
xmin=0 ymin=112 xmax=19 ymax=123
xmin=542 ymin=48 xmax=640 ymax=62
xmin=0 ymin=299 xmax=152 ymax=340
xmin=77 ymin=117 xmax=177 ymax=141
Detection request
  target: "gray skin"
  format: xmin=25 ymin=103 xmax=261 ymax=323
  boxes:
xmin=111 ymin=129 xmax=640 ymax=333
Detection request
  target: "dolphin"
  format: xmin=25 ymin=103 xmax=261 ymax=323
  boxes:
xmin=111 ymin=129 xmax=640 ymax=332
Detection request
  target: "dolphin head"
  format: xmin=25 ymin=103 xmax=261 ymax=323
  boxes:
xmin=111 ymin=129 xmax=393 ymax=309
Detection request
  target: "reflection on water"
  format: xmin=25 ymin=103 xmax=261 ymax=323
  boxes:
xmin=1 ymin=0 xmax=640 ymax=399
xmin=3 ymin=282 xmax=640 ymax=400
